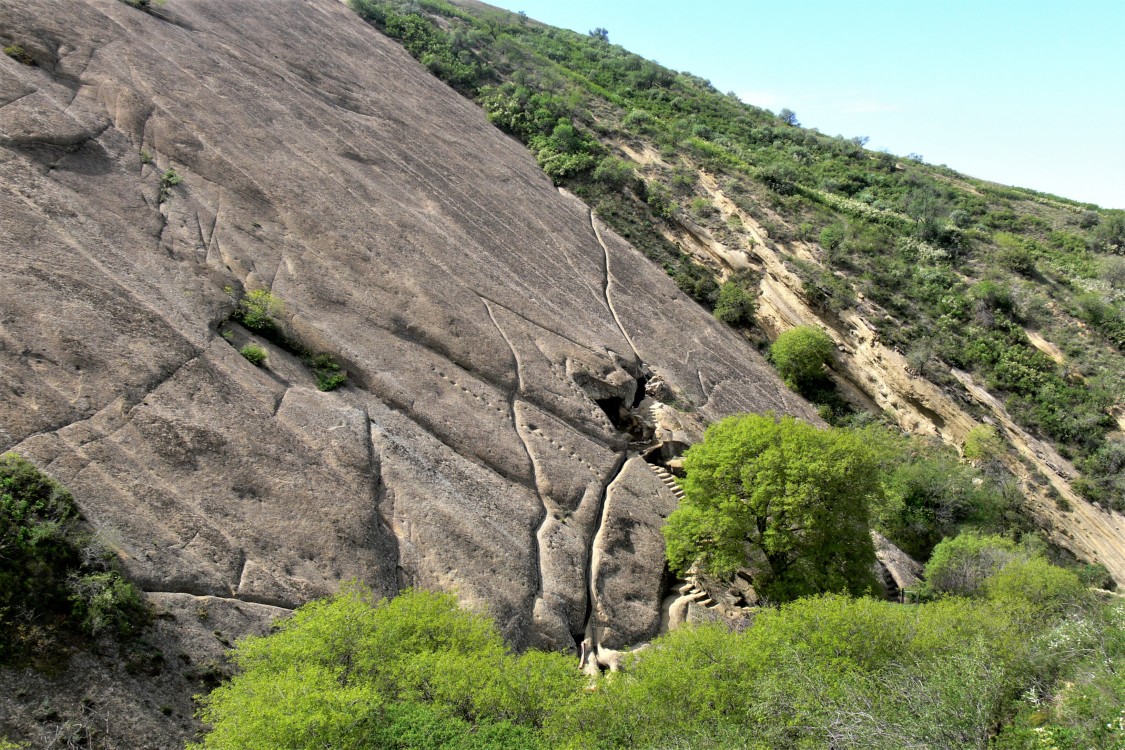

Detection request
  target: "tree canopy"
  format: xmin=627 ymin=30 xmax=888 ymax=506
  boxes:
xmin=189 ymin=585 xmax=580 ymax=750
xmin=769 ymin=326 xmax=835 ymax=391
xmin=662 ymin=413 xmax=880 ymax=601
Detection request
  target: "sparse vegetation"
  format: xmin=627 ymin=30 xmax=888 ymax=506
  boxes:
xmin=3 ymin=45 xmax=33 ymax=65
xmin=235 ymin=289 xmax=284 ymax=337
xmin=159 ymin=168 xmax=183 ymax=202
xmin=239 ymin=344 xmax=267 ymax=366
xmin=346 ymin=0 xmax=1124 ymax=508
xmin=304 ymin=353 xmax=347 ymax=391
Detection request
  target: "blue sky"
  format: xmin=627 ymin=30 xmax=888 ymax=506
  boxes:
xmin=486 ymin=1 xmax=1125 ymax=209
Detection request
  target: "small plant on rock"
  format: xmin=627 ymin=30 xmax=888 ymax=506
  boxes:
xmin=235 ymin=290 xmax=284 ymax=336
xmin=305 ymin=353 xmax=347 ymax=391
xmin=159 ymin=168 xmax=183 ymax=202
xmin=3 ymin=45 xmax=34 ymax=65
xmin=239 ymin=344 xmax=267 ymax=367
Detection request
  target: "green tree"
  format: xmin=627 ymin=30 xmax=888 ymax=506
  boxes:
xmin=712 ymin=280 xmax=756 ymax=327
xmin=769 ymin=325 xmax=834 ymax=390
xmin=662 ymin=414 xmax=880 ymax=601
xmin=190 ymin=585 xmax=579 ymax=750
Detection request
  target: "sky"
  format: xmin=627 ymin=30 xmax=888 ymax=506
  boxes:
xmin=485 ymin=0 xmax=1125 ymax=209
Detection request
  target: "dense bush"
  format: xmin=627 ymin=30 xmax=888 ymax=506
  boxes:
xmin=711 ymin=279 xmax=755 ymax=327
xmin=864 ymin=428 xmax=1020 ymax=560
xmin=769 ymin=325 xmax=834 ymax=390
xmin=190 ymin=585 xmax=579 ymax=750
xmin=0 ymin=453 xmax=147 ymax=664
xmin=194 ymin=581 xmax=1125 ymax=750
xmin=922 ymin=533 xmax=1023 ymax=597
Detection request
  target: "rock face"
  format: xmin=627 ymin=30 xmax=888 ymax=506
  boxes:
xmin=0 ymin=1 xmax=817 ymax=741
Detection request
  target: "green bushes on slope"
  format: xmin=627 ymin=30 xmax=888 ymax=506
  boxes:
xmin=0 ymin=453 xmax=148 ymax=665
xmin=192 ymin=573 xmax=1125 ymax=750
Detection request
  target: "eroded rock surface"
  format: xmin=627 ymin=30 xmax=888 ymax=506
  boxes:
xmin=0 ymin=0 xmax=818 ymax=743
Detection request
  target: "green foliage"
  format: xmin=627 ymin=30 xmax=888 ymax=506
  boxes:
xmin=922 ymin=533 xmax=1021 ymax=598
xmin=663 ymin=414 xmax=879 ymax=601
xmin=983 ymin=557 xmax=1089 ymax=617
xmin=554 ymin=594 xmax=1040 ymax=749
xmin=995 ymin=232 xmax=1038 ymax=275
xmin=68 ymin=570 xmax=147 ymax=637
xmin=304 ymin=353 xmax=348 ymax=391
xmin=3 ymin=45 xmax=33 ymax=65
xmin=591 ymin=157 xmax=634 ymax=191
xmin=819 ymin=222 xmax=845 ymax=251
xmin=963 ymin=423 xmax=1004 ymax=461
xmin=769 ymin=325 xmax=834 ymax=390
xmin=235 ymin=289 xmax=284 ymax=335
xmin=239 ymin=344 xmax=267 ymax=366
xmin=342 ymin=0 xmax=1125 ymax=522
xmin=862 ymin=427 xmax=1019 ymax=560
xmin=711 ymin=279 xmax=755 ymax=327
xmin=158 ymin=167 xmax=182 ymax=201
xmin=190 ymin=585 xmax=579 ymax=750
xmin=0 ymin=453 xmax=146 ymax=664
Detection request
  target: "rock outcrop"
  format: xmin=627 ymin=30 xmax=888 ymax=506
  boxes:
xmin=0 ymin=2 xmax=819 ymax=743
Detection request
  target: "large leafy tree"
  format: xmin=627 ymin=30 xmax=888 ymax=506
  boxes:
xmin=662 ymin=414 xmax=880 ymax=601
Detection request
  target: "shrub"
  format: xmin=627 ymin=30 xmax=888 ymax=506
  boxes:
xmin=819 ymin=223 xmax=845 ymax=251
xmin=923 ymin=533 xmax=1020 ymax=598
xmin=159 ymin=168 xmax=183 ymax=201
xmin=1 ymin=453 xmax=146 ymax=662
xmin=769 ymin=325 xmax=834 ymax=390
xmin=304 ymin=353 xmax=347 ymax=391
xmin=68 ymin=570 xmax=147 ymax=637
xmin=239 ymin=344 xmax=267 ymax=366
xmin=236 ymin=290 xmax=284 ymax=335
xmin=3 ymin=45 xmax=33 ymax=65
xmin=994 ymin=233 xmax=1036 ymax=275
xmin=984 ymin=557 xmax=1089 ymax=617
xmin=868 ymin=431 xmax=1016 ymax=560
xmin=591 ymin=157 xmax=634 ymax=191
xmin=712 ymin=281 xmax=756 ymax=327
xmin=962 ymin=424 xmax=1004 ymax=461
xmin=189 ymin=586 xmax=579 ymax=750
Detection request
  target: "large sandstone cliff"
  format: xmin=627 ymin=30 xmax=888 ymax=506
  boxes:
xmin=0 ymin=1 xmax=817 ymax=742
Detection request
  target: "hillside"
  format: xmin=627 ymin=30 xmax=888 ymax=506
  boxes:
xmin=344 ymin=0 xmax=1125 ymax=578
xmin=0 ymin=0 xmax=816 ymax=745
xmin=1 ymin=0 xmax=1123 ymax=747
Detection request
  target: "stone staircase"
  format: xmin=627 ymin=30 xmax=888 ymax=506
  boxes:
xmin=647 ymin=462 xmax=685 ymax=501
